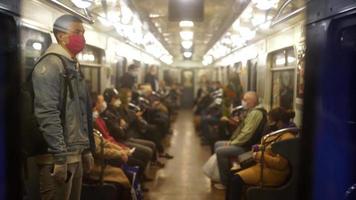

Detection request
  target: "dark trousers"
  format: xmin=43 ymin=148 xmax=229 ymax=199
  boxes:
xmin=226 ymin=174 xmax=245 ymax=200
xmin=38 ymin=162 xmax=83 ymax=200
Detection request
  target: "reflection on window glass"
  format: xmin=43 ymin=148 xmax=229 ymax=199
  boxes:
xmin=271 ymin=70 xmax=295 ymax=109
xmin=20 ymin=27 xmax=52 ymax=78
xmin=81 ymin=66 xmax=100 ymax=93
xmin=274 ymin=53 xmax=285 ymax=67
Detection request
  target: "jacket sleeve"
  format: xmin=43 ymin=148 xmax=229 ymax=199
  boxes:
xmin=230 ymin=110 xmax=263 ymax=146
xmin=94 ymin=135 xmax=125 ymax=161
xmin=105 ymin=113 xmax=126 ymax=141
xmin=255 ymin=133 xmax=295 ymax=170
xmin=32 ymin=55 xmax=67 ymax=164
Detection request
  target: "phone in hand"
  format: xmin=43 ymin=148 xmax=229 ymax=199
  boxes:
xmin=129 ymin=147 xmax=136 ymax=155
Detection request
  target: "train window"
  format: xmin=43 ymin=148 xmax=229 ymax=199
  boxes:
xmin=20 ymin=26 xmax=52 ymax=79
xmin=296 ymin=43 xmax=305 ymax=99
xmin=111 ymin=57 xmax=127 ymax=89
xmin=78 ymin=45 xmax=105 ymax=93
xmin=269 ymin=47 xmax=296 ymax=109
xmin=247 ymin=59 xmax=257 ymax=91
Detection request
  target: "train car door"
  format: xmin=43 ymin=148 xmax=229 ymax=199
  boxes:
xmin=181 ymin=69 xmax=195 ymax=108
xmin=0 ymin=10 xmax=21 ymax=199
xmin=303 ymin=9 xmax=356 ymax=200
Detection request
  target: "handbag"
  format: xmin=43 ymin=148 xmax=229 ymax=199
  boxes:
xmin=238 ymin=151 xmax=256 ymax=169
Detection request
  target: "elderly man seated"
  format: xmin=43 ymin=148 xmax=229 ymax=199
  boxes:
xmin=214 ymin=91 xmax=266 ymax=189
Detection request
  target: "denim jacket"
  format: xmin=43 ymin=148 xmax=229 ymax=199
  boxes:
xmin=32 ymin=44 xmax=92 ymax=164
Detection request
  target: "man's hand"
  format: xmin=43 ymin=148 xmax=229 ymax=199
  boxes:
xmin=51 ymin=163 xmax=68 ymax=183
xmin=220 ymin=116 xmax=229 ymax=121
xmin=120 ymin=119 xmax=127 ymax=129
xmin=83 ymin=153 xmax=94 ymax=173
xmin=120 ymin=151 xmax=129 ymax=163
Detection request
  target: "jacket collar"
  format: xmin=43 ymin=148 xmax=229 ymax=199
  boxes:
xmin=44 ymin=44 xmax=75 ymax=62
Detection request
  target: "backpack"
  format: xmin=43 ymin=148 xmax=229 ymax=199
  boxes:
xmin=20 ymin=53 xmax=73 ymax=157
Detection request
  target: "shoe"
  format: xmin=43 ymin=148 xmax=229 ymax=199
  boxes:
xmin=142 ymin=187 xmax=149 ymax=192
xmin=143 ymin=175 xmax=154 ymax=182
xmin=152 ymin=161 xmax=165 ymax=168
xmin=213 ymin=183 xmax=226 ymax=190
xmin=159 ymin=153 xmax=174 ymax=159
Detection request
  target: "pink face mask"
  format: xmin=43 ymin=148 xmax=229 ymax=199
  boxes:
xmin=66 ymin=34 xmax=85 ymax=56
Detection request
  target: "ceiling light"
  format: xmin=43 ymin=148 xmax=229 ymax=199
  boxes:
xmin=149 ymin=14 xmax=160 ymax=18
xmin=239 ymin=27 xmax=256 ymax=41
xmin=259 ymin=20 xmax=271 ymax=30
xmin=32 ymin=42 xmax=42 ymax=51
xmin=241 ymin=6 xmax=253 ymax=20
xmin=97 ymin=15 xmax=112 ymax=27
xmin=181 ymin=41 xmax=193 ymax=49
xmin=203 ymin=55 xmax=213 ymax=65
xmin=179 ymin=21 xmax=194 ymax=27
xmin=232 ymin=19 xmax=240 ymax=31
xmin=160 ymin=54 xmax=173 ymax=65
xmin=71 ymin=0 xmax=93 ymax=9
xmin=180 ymin=31 xmax=194 ymax=40
xmin=253 ymin=0 xmax=279 ymax=10
xmin=183 ymin=52 xmax=192 ymax=58
xmin=107 ymin=11 xmax=120 ymax=23
xmin=120 ymin=4 xmax=133 ymax=24
xmin=251 ymin=13 xmax=266 ymax=26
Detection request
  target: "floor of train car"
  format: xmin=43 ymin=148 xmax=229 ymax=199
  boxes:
xmin=144 ymin=110 xmax=224 ymax=200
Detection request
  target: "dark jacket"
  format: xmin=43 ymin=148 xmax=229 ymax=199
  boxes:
xmin=144 ymin=73 xmax=159 ymax=91
xmin=101 ymin=105 xmax=127 ymax=141
xmin=120 ymin=72 xmax=136 ymax=90
xmin=32 ymin=44 xmax=94 ymax=164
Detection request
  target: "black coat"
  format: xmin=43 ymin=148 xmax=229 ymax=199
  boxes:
xmin=120 ymin=72 xmax=136 ymax=89
xmin=144 ymin=74 xmax=159 ymax=91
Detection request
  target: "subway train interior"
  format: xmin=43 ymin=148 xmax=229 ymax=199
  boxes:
xmin=0 ymin=0 xmax=355 ymax=199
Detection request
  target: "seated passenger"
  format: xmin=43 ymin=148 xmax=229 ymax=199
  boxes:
xmin=214 ymin=91 xmax=266 ymax=188
xmin=100 ymin=89 xmax=156 ymax=178
xmin=88 ymin=130 xmax=131 ymax=197
xmin=92 ymin=93 xmax=154 ymax=186
xmin=118 ymin=88 xmax=165 ymax=166
xmin=226 ymin=107 xmax=296 ymax=200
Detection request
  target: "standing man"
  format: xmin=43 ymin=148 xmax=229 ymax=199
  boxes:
xmin=120 ymin=64 xmax=139 ymax=90
xmin=32 ymin=15 xmax=94 ymax=200
xmin=144 ymin=65 xmax=159 ymax=92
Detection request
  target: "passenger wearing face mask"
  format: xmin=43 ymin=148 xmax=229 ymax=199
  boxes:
xmin=91 ymin=93 xmax=154 ymax=186
xmin=225 ymin=107 xmax=296 ymax=200
xmin=101 ymin=88 xmax=155 ymax=183
xmin=32 ymin=15 xmax=94 ymax=200
xmin=120 ymin=64 xmax=139 ymax=90
xmin=213 ymin=91 xmax=267 ymax=188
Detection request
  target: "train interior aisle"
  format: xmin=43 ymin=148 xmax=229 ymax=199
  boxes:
xmin=145 ymin=110 xmax=224 ymax=200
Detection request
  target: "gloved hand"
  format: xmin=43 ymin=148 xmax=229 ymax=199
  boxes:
xmin=82 ymin=153 xmax=94 ymax=173
xmin=51 ymin=163 xmax=68 ymax=183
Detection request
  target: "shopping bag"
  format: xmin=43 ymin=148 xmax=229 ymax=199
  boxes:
xmin=202 ymin=154 xmax=220 ymax=182
xmin=122 ymin=164 xmax=143 ymax=200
